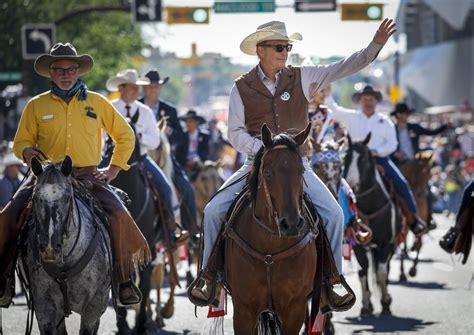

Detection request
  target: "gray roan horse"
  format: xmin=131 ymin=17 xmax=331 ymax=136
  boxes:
xmin=343 ymin=134 xmax=401 ymax=317
xmin=104 ymin=111 xmax=159 ymax=334
xmin=22 ymin=156 xmax=111 ymax=334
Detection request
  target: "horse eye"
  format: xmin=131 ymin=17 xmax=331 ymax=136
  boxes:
xmin=264 ymin=170 xmax=272 ymax=178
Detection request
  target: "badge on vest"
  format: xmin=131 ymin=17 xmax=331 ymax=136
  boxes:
xmin=280 ymin=91 xmax=290 ymax=101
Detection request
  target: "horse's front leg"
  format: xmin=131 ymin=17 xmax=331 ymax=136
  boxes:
xmin=232 ymin=301 xmax=259 ymax=335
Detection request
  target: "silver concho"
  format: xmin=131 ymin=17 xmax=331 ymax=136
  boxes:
xmin=280 ymin=91 xmax=290 ymax=101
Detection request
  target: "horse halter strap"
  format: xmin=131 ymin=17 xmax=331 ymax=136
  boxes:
xmin=256 ymin=145 xmax=303 ymax=235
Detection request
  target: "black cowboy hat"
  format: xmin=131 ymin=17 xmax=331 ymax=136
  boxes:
xmin=351 ymin=85 xmax=383 ymax=103
xmin=144 ymin=69 xmax=169 ymax=85
xmin=180 ymin=110 xmax=206 ymax=124
xmin=391 ymin=102 xmax=415 ymax=116
xmin=34 ymin=43 xmax=94 ymax=78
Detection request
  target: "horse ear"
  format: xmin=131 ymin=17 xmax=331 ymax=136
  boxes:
xmin=362 ymin=132 xmax=371 ymax=145
xmin=131 ymin=110 xmax=139 ymax=125
xmin=261 ymin=124 xmax=273 ymax=147
xmin=213 ymin=159 xmax=222 ymax=168
xmin=294 ymin=123 xmax=311 ymax=146
xmin=31 ymin=156 xmax=43 ymax=176
xmin=157 ymin=118 xmax=165 ymax=131
xmin=61 ymin=156 xmax=73 ymax=176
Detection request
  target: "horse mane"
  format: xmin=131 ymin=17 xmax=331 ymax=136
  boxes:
xmin=249 ymin=133 xmax=298 ymax=203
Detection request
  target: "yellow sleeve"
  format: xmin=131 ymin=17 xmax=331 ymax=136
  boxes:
xmin=100 ymin=97 xmax=135 ymax=171
xmin=12 ymin=100 xmax=38 ymax=162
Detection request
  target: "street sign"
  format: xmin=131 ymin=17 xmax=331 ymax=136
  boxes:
xmin=214 ymin=1 xmax=275 ymax=13
xmin=0 ymin=72 xmax=21 ymax=82
xmin=132 ymin=0 xmax=162 ymax=22
xmin=21 ymin=24 xmax=56 ymax=60
xmin=295 ymin=0 xmax=336 ymax=12
xmin=340 ymin=3 xmax=383 ymax=21
xmin=166 ymin=7 xmax=210 ymax=24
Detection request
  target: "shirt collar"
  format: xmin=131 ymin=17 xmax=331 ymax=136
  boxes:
xmin=257 ymin=64 xmax=281 ymax=83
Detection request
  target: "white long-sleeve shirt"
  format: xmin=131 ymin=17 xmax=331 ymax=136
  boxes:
xmin=227 ymin=41 xmax=384 ymax=156
xmin=112 ymin=99 xmax=160 ymax=155
xmin=325 ymin=95 xmax=398 ymax=157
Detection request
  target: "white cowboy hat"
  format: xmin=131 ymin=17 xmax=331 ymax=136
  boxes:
xmin=106 ymin=69 xmax=150 ymax=91
xmin=34 ymin=43 xmax=94 ymax=78
xmin=2 ymin=152 xmax=24 ymax=167
xmin=240 ymin=21 xmax=303 ymax=56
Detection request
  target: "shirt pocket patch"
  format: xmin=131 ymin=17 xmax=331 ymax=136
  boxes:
xmin=41 ymin=114 xmax=55 ymax=121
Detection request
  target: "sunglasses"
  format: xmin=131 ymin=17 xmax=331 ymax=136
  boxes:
xmin=50 ymin=67 xmax=80 ymax=75
xmin=259 ymin=43 xmax=293 ymax=53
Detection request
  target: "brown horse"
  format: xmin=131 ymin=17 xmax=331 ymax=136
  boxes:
xmin=225 ymin=124 xmax=319 ymax=334
xmin=398 ymin=151 xmax=433 ymax=279
xmin=190 ymin=160 xmax=224 ymax=224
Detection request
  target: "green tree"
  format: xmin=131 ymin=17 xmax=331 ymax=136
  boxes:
xmin=0 ymin=0 xmax=144 ymax=94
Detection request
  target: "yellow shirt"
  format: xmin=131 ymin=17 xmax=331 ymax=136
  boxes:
xmin=13 ymin=90 xmax=134 ymax=170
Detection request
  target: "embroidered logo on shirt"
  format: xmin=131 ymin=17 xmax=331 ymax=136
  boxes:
xmin=41 ymin=114 xmax=54 ymax=120
xmin=280 ymin=91 xmax=290 ymax=101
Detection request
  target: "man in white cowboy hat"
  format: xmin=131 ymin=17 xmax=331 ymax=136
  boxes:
xmin=105 ymin=69 xmax=187 ymax=245
xmin=139 ymin=70 xmax=200 ymax=238
xmin=0 ymin=151 xmax=24 ymax=209
xmin=0 ymin=43 xmax=150 ymax=307
xmin=325 ymin=84 xmax=427 ymax=236
xmin=190 ymin=19 xmax=397 ymax=305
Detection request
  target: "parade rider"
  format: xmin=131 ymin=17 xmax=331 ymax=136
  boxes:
xmin=0 ymin=43 xmax=149 ymax=307
xmin=190 ymin=19 xmax=397 ymax=305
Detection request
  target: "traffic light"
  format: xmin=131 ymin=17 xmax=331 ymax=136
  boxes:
xmin=340 ymin=3 xmax=383 ymax=21
xmin=166 ymin=7 xmax=210 ymax=24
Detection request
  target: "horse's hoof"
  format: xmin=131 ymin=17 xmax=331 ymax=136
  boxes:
xmin=116 ymin=325 xmax=132 ymax=335
xmin=161 ymin=302 xmax=175 ymax=319
xmin=155 ymin=316 xmax=165 ymax=328
xmin=409 ymin=267 xmax=417 ymax=277
xmin=399 ymin=273 xmax=407 ymax=282
xmin=381 ymin=306 xmax=392 ymax=315
xmin=360 ymin=307 xmax=373 ymax=318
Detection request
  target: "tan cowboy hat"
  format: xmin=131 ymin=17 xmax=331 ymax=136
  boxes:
xmin=106 ymin=69 xmax=150 ymax=91
xmin=2 ymin=152 xmax=24 ymax=167
xmin=240 ymin=21 xmax=303 ymax=56
xmin=34 ymin=42 xmax=94 ymax=78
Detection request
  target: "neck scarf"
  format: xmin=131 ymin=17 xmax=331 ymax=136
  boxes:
xmin=50 ymin=79 xmax=88 ymax=101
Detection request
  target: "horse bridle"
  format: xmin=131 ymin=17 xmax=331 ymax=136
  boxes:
xmin=254 ymin=145 xmax=304 ymax=236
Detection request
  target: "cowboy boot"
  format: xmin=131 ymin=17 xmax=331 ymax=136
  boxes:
xmin=118 ymin=280 xmax=142 ymax=305
xmin=410 ymin=216 xmax=428 ymax=237
xmin=439 ymin=227 xmax=458 ymax=253
xmin=190 ymin=278 xmax=221 ymax=308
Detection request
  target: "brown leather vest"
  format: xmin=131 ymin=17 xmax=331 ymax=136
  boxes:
xmin=235 ymin=65 xmax=308 ymax=137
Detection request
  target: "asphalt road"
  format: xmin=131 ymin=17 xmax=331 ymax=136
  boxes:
xmin=2 ymin=213 xmax=472 ymax=334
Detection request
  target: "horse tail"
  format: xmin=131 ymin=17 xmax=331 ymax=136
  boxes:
xmin=257 ymin=311 xmax=282 ymax=335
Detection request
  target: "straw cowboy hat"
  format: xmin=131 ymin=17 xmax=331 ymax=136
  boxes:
xmin=2 ymin=152 xmax=24 ymax=167
xmin=391 ymin=102 xmax=415 ymax=116
xmin=179 ymin=110 xmax=206 ymax=125
xmin=144 ymin=69 xmax=169 ymax=85
xmin=106 ymin=69 xmax=150 ymax=91
xmin=351 ymin=85 xmax=383 ymax=103
xmin=34 ymin=42 xmax=94 ymax=78
xmin=240 ymin=21 xmax=303 ymax=56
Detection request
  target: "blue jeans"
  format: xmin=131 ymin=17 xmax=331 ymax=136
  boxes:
xmin=375 ymin=156 xmax=417 ymax=214
xmin=141 ymin=155 xmax=174 ymax=220
xmin=172 ymin=158 xmax=197 ymax=230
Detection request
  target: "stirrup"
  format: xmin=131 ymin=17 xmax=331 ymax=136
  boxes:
xmin=187 ymin=275 xmax=219 ymax=307
xmin=320 ymin=275 xmax=356 ymax=313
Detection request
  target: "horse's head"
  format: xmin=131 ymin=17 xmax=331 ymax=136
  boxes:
xmin=408 ymin=151 xmax=434 ymax=189
xmin=311 ymin=138 xmax=345 ymax=197
xmin=250 ymin=123 xmax=311 ymax=237
xmin=343 ymin=133 xmax=374 ymax=193
xmin=31 ymin=156 xmax=74 ymax=263
xmin=153 ymin=117 xmax=172 ymax=171
xmin=191 ymin=160 xmax=224 ymax=199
